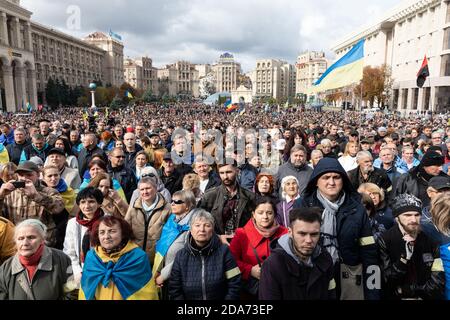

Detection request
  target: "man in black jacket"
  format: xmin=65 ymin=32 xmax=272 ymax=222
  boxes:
xmin=199 ymin=162 xmax=256 ymax=244
xmin=6 ymin=128 xmax=30 ymax=165
xmin=347 ymin=151 xmax=392 ymax=200
xmin=77 ymin=133 xmax=107 ymax=177
xmin=259 ymin=207 xmax=336 ymax=300
xmin=378 ymin=194 xmax=445 ymax=300
xmin=107 ymin=147 xmax=137 ymax=203
xmin=294 ymin=157 xmax=380 ymax=300
xmin=395 ymin=150 xmax=447 ymax=208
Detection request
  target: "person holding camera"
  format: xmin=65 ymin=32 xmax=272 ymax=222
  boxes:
xmin=0 ymin=161 xmax=65 ymax=248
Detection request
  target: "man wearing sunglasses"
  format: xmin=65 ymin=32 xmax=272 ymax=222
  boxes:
xmin=108 ymin=147 xmax=137 ymax=203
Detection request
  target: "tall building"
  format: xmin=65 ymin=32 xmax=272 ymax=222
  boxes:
xmin=0 ymin=0 xmax=125 ymax=111
xmin=295 ymin=51 xmax=328 ymax=96
xmin=195 ymin=64 xmax=212 ymax=78
xmin=32 ymin=22 xmax=105 ymax=104
xmin=135 ymin=57 xmax=157 ymax=93
xmin=212 ymin=53 xmax=241 ymax=93
xmin=332 ymin=0 xmax=450 ymax=113
xmin=252 ymin=59 xmax=296 ymax=101
xmin=157 ymin=61 xmax=199 ymax=97
xmin=124 ymin=58 xmax=142 ymax=89
xmin=84 ymin=31 xmax=124 ymax=87
xmin=0 ymin=0 xmax=37 ymax=111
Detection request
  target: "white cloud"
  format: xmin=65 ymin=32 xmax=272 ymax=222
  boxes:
xmin=21 ymin=0 xmax=400 ymax=72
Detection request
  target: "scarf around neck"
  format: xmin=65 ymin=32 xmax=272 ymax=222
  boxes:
xmin=252 ymin=219 xmax=280 ymax=239
xmin=19 ymin=243 xmax=45 ymax=282
xmin=316 ymin=190 xmax=346 ymax=264
xmin=76 ymin=208 xmax=104 ymax=231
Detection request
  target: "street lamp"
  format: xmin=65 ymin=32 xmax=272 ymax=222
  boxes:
xmin=89 ymin=82 xmax=97 ymax=108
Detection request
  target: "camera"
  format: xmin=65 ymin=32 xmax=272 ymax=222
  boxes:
xmin=12 ymin=181 xmax=26 ymax=189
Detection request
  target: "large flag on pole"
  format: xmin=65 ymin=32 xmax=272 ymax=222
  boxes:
xmin=310 ymin=39 xmax=365 ymax=93
xmin=416 ymin=55 xmax=429 ymax=88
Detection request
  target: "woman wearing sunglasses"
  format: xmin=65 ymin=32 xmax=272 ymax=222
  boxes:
xmin=153 ymin=190 xmax=197 ymax=299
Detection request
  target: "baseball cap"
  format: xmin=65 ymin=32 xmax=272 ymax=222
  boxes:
xmin=149 ymin=133 xmax=159 ymax=138
xmin=378 ymin=126 xmax=387 ymax=132
xmin=15 ymin=161 xmax=40 ymax=174
xmin=48 ymin=148 xmax=66 ymax=157
xmin=350 ymin=129 xmax=359 ymax=137
xmin=428 ymin=176 xmax=450 ymax=191
xmin=163 ymin=152 xmax=172 ymax=161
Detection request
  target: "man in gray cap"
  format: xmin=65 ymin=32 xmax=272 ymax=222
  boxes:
xmin=378 ymin=194 xmax=445 ymax=300
xmin=0 ymin=161 xmax=65 ymax=248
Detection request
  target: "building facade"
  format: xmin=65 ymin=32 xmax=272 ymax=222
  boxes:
xmin=124 ymin=57 xmax=158 ymax=93
xmin=212 ymin=53 xmax=241 ymax=93
xmin=0 ymin=0 xmax=37 ymax=112
xmin=295 ymin=51 xmax=328 ymax=96
xmin=332 ymin=0 xmax=450 ymax=113
xmin=157 ymin=61 xmax=199 ymax=97
xmin=84 ymin=31 xmax=124 ymax=87
xmin=252 ymin=59 xmax=296 ymax=101
xmin=32 ymin=22 xmax=105 ymax=104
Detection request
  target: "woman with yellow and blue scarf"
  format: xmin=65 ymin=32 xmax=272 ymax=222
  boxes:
xmin=79 ymin=215 xmax=158 ymax=300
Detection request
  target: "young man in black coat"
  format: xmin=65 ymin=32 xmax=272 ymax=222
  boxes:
xmin=259 ymin=207 xmax=336 ymax=300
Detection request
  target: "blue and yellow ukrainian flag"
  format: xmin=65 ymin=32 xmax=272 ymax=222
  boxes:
xmin=311 ymin=39 xmax=365 ymax=93
xmin=79 ymin=241 xmax=158 ymax=300
xmin=152 ymin=214 xmax=189 ymax=281
xmin=125 ymin=90 xmax=133 ymax=99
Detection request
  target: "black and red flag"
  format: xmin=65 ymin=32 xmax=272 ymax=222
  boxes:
xmin=416 ymin=55 xmax=429 ymax=88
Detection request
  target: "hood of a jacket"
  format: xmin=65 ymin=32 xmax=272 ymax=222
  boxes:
xmin=302 ymin=157 xmax=355 ymax=197
xmin=272 ymin=234 xmax=322 ymax=266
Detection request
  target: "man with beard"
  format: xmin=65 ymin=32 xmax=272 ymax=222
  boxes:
xmin=199 ymin=162 xmax=255 ymax=245
xmin=378 ymin=194 xmax=444 ymax=300
xmin=259 ymin=207 xmax=336 ymax=300
xmin=276 ymin=145 xmax=313 ymax=196
xmin=347 ymin=151 xmax=392 ymax=199
xmin=395 ymin=150 xmax=447 ymax=208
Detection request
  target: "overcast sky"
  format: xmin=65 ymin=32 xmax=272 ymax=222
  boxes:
xmin=21 ymin=0 xmax=403 ymax=73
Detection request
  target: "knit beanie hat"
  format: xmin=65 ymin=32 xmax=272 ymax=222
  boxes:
xmin=391 ymin=194 xmax=422 ymax=218
xmin=420 ymin=151 xmax=444 ymax=167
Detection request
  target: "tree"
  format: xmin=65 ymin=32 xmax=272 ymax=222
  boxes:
xmin=142 ymin=88 xmax=156 ymax=103
xmin=45 ymin=78 xmax=58 ymax=107
xmin=354 ymin=65 xmax=393 ymax=108
xmin=110 ymin=95 xmax=123 ymax=110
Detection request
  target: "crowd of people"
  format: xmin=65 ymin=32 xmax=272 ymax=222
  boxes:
xmin=0 ymin=102 xmax=449 ymax=300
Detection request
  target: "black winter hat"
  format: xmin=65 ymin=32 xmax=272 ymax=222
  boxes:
xmin=420 ymin=151 xmax=444 ymax=167
xmin=391 ymin=194 xmax=422 ymax=218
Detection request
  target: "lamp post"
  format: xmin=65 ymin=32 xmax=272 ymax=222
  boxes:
xmin=89 ymin=82 xmax=97 ymax=109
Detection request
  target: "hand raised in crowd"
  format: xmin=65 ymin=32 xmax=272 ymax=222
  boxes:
xmin=20 ymin=179 xmax=38 ymax=198
xmin=0 ymin=180 xmax=17 ymax=198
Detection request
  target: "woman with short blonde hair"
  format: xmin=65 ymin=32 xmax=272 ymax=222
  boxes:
xmin=357 ymin=182 xmax=394 ymax=231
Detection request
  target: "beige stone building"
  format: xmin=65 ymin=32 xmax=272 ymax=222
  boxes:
xmin=32 ymin=22 xmax=105 ymax=104
xmin=332 ymin=0 xmax=450 ymax=113
xmin=84 ymin=31 xmax=124 ymax=87
xmin=212 ymin=53 xmax=241 ymax=93
xmin=251 ymin=59 xmax=296 ymax=101
xmin=124 ymin=56 xmax=158 ymax=93
xmin=0 ymin=0 xmax=37 ymax=112
xmin=295 ymin=51 xmax=328 ymax=96
xmin=157 ymin=61 xmax=199 ymax=97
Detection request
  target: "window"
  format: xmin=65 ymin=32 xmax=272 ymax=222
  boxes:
xmin=444 ymin=28 xmax=450 ymax=50
xmin=440 ymin=54 xmax=450 ymax=77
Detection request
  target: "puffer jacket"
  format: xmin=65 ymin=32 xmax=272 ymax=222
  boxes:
xmin=0 ymin=183 xmax=65 ymax=248
xmin=378 ymin=225 xmax=445 ymax=300
xmin=168 ymin=233 xmax=241 ymax=300
xmin=124 ymin=194 xmax=171 ymax=263
xmin=294 ymin=157 xmax=380 ymax=300
xmin=0 ymin=246 xmax=72 ymax=300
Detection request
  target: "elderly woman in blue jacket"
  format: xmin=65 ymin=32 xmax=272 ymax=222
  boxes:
xmin=168 ymin=209 xmax=241 ymax=300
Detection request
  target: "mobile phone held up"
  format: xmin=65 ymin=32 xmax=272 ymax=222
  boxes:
xmin=12 ymin=181 xmax=26 ymax=189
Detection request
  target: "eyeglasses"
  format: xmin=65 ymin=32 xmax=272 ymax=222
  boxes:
xmin=141 ymin=173 xmax=156 ymax=178
xmin=171 ymin=199 xmax=185 ymax=205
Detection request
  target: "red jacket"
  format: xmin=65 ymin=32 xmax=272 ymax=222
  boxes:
xmin=229 ymin=219 xmax=288 ymax=280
